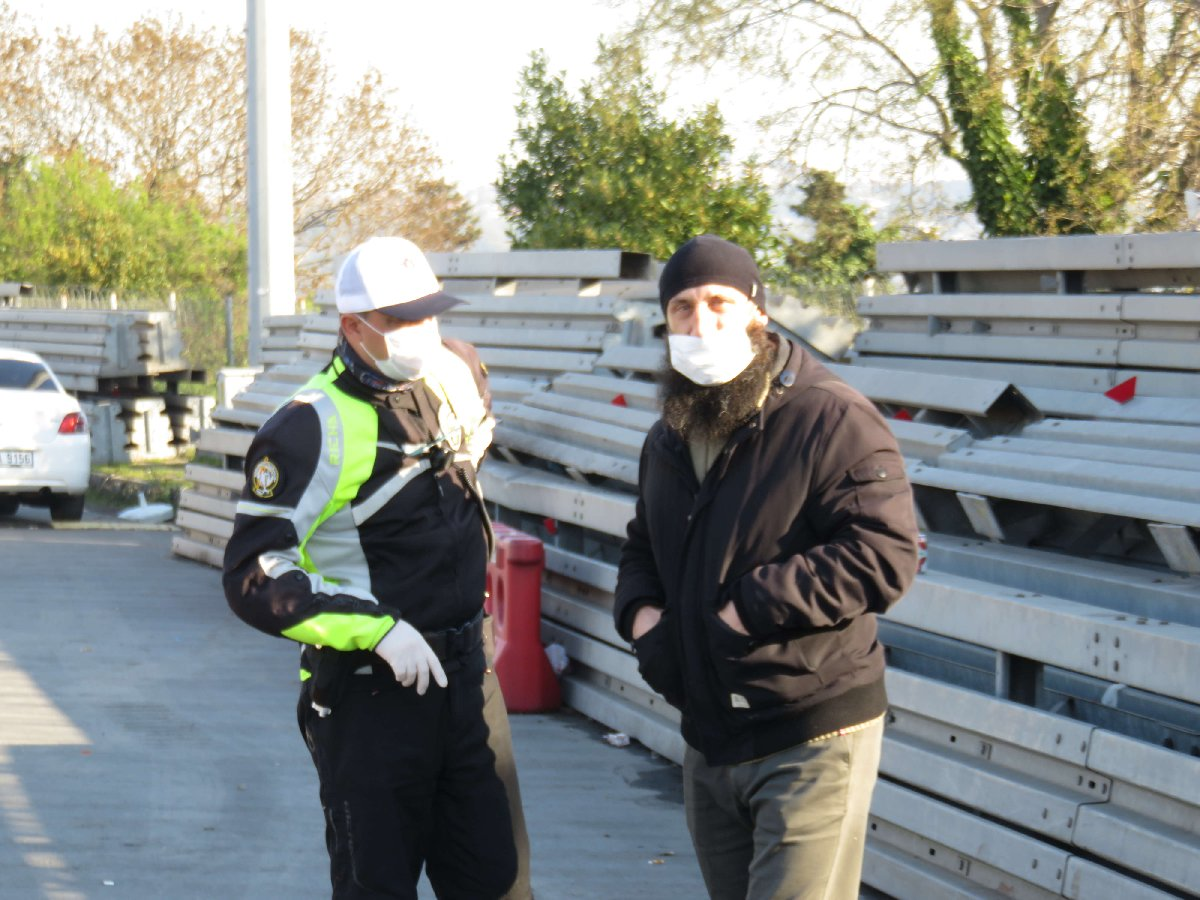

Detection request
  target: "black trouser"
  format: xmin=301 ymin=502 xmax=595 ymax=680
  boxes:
xmin=298 ymin=640 xmax=532 ymax=899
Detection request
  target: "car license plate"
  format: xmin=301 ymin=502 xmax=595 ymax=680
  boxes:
xmin=0 ymin=450 xmax=34 ymax=467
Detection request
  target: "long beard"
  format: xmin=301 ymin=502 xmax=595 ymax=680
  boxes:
xmin=659 ymin=325 xmax=777 ymax=444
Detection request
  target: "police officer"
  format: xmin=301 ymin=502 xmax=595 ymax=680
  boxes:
xmin=223 ymin=236 xmax=531 ymax=899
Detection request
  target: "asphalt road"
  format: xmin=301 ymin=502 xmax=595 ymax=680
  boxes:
xmin=0 ymin=508 xmax=705 ymax=899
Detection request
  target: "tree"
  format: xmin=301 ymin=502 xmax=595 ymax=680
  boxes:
xmin=0 ymin=4 xmax=49 ymax=168
xmin=780 ymin=169 xmax=901 ymax=288
xmin=927 ymin=0 xmax=1124 ymax=234
xmin=0 ymin=5 xmax=479 ymax=301
xmin=289 ymin=57 xmax=480 ymax=298
xmin=1001 ymin=0 xmax=1116 ymax=232
xmin=0 ymin=151 xmax=243 ymax=298
xmin=620 ymin=0 xmax=1200 ymax=234
xmin=496 ymin=49 xmax=775 ymax=260
xmin=0 ymin=151 xmax=246 ymax=374
xmin=928 ymin=0 xmax=1040 ymax=234
xmin=47 ymin=15 xmax=246 ymax=212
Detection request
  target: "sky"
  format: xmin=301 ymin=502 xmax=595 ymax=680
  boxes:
xmin=18 ymin=1 xmax=637 ymax=188
xmin=16 ymin=0 xmax=787 ymax=249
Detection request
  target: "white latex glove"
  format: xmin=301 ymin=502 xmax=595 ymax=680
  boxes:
xmin=374 ymin=621 xmax=448 ymax=695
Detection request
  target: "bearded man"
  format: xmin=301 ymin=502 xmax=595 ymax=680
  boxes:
xmin=613 ymin=234 xmax=919 ymax=900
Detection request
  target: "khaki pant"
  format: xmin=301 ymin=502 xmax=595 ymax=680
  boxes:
xmin=683 ymin=718 xmax=884 ymax=900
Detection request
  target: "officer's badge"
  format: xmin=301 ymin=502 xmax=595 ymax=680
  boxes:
xmin=251 ymin=456 xmax=282 ymax=499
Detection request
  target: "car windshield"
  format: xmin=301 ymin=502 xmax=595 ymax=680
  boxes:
xmin=0 ymin=358 xmax=59 ymax=392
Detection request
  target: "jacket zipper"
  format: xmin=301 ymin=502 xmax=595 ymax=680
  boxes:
xmin=679 ymin=420 xmax=758 ymax=554
xmin=455 ymin=461 xmax=495 ymax=557
xmin=663 ymin=421 xmax=763 ymax=737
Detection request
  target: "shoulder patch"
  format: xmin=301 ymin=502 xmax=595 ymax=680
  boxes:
xmin=251 ymin=456 xmax=282 ymax=499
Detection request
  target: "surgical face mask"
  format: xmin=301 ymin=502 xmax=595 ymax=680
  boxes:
xmin=667 ymin=328 xmax=756 ymax=385
xmin=356 ymin=315 xmax=442 ymax=382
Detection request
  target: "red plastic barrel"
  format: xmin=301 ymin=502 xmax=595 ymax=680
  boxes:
xmin=485 ymin=522 xmax=562 ymax=712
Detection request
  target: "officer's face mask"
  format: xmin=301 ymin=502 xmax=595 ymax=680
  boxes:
xmin=667 ymin=327 xmax=756 ymax=386
xmin=356 ymin=314 xmax=442 ymax=382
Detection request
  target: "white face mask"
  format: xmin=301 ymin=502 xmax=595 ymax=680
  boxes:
xmin=356 ymin=315 xmax=442 ymax=381
xmin=667 ymin=329 xmax=756 ymax=385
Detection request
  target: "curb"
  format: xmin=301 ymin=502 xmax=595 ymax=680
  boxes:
xmin=52 ymin=520 xmax=179 ymax=532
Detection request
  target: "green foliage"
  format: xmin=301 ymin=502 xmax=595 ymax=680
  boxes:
xmin=0 ymin=3 xmax=478 ymax=348
xmin=927 ymin=0 xmax=1039 ymax=236
xmin=1002 ymin=2 xmax=1123 ymax=234
xmin=926 ymin=0 xmax=1127 ymax=236
xmin=778 ymin=170 xmax=900 ymax=289
xmin=0 ymin=151 xmax=244 ymax=298
xmin=624 ymin=0 xmax=1193 ymax=236
xmin=0 ymin=151 xmax=246 ymax=373
xmin=497 ymin=50 xmax=775 ymax=260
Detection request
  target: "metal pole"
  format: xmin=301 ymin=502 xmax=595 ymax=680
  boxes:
xmin=225 ymin=294 xmax=235 ymax=366
xmin=246 ymin=0 xmax=296 ymax=366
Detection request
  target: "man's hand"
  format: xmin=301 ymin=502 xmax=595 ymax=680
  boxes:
xmin=718 ymin=600 xmax=750 ymax=635
xmin=374 ymin=621 xmax=448 ymax=695
xmin=630 ymin=605 xmax=663 ymax=640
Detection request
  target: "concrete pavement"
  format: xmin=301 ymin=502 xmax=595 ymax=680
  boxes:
xmin=0 ymin=509 xmax=706 ymax=899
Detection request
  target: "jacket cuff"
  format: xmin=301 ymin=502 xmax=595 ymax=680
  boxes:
xmin=618 ymin=598 xmax=662 ymax=643
xmin=730 ymin=578 xmax=764 ymax=638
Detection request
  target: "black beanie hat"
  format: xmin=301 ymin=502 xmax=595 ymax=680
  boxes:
xmin=658 ymin=234 xmax=766 ymax=313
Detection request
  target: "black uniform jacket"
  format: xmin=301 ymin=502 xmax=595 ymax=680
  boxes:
xmin=614 ymin=340 xmax=920 ymax=765
xmin=223 ymin=339 xmax=493 ymax=682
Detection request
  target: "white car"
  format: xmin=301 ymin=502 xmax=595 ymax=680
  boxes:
xmin=0 ymin=347 xmax=91 ymax=521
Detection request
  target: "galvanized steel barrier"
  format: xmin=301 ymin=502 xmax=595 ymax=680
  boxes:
xmin=0 ymin=305 xmax=207 ymax=461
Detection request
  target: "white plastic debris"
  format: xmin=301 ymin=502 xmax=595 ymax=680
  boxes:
xmin=602 ymin=732 xmax=630 ymax=748
xmin=117 ymin=491 xmax=175 ymax=524
xmin=544 ymin=642 xmax=569 ymax=676
xmin=1100 ymin=682 xmax=1126 ymax=708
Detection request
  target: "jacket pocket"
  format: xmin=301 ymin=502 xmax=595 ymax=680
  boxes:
xmin=709 ymin=612 xmax=757 ymax=658
xmin=632 ymin=616 xmax=686 ymax=710
xmin=708 ymin=626 xmax=843 ymax=712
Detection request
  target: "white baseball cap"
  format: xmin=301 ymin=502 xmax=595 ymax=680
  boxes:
xmin=334 ymin=236 xmax=464 ymax=321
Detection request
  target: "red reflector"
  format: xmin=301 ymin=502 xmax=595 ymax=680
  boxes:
xmin=1104 ymin=376 xmax=1137 ymax=404
xmin=59 ymin=412 xmax=87 ymax=434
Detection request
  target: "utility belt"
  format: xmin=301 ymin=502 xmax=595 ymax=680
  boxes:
xmin=307 ymin=610 xmax=486 ymax=712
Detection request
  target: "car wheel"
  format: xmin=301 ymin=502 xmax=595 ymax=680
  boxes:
xmin=50 ymin=494 xmax=85 ymax=522
xmin=0 ymin=496 xmax=17 ymax=516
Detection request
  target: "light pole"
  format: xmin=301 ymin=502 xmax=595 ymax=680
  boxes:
xmin=246 ymin=0 xmax=296 ymax=366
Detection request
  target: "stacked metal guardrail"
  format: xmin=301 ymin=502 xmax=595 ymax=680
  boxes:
xmin=0 ymin=306 xmax=189 ymax=391
xmin=170 ymin=250 xmax=660 ymax=566
xmin=859 ymin=233 xmax=1200 ymax=425
xmin=851 ymin=233 xmax=1200 ymax=898
xmin=175 ymin=241 xmax=1200 ymax=899
xmin=0 ymin=304 xmax=207 ymax=461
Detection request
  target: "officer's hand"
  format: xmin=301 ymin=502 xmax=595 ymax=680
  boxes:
xmin=374 ymin=621 xmax=448 ymax=695
xmin=630 ymin=605 xmax=663 ymax=640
